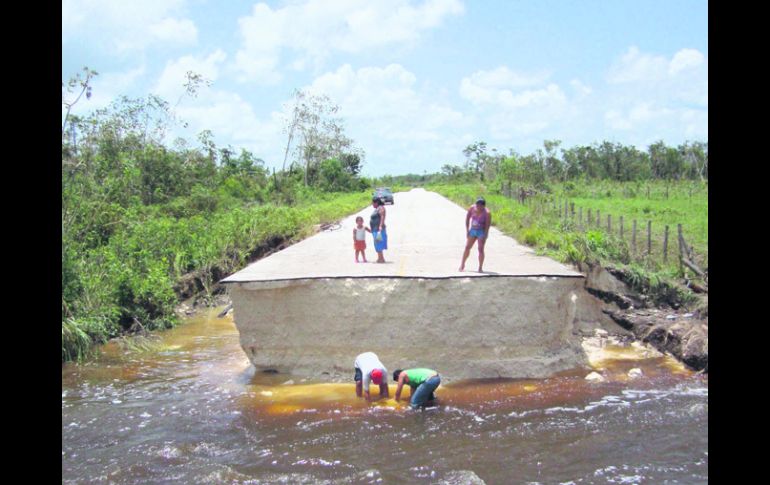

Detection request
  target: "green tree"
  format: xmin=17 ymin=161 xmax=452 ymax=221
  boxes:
xmin=462 ymin=141 xmax=488 ymax=180
xmin=543 ymin=139 xmax=563 ymax=181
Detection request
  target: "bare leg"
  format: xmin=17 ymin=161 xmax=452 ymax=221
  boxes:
xmin=379 ymin=382 xmax=389 ymax=398
xmin=377 ymin=251 xmax=385 ymax=263
xmin=356 ymin=380 xmax=362 ymax=398
xmin=459 ymin=236 xmax=477 ymax=271
xmin=477 ymin=237 xmax=486 ymax=272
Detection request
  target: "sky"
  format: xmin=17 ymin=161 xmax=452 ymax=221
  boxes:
xmin=62 ymin=0 xmax=708 ymax=177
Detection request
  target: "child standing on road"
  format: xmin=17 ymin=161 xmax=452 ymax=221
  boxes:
xmin=353 ymin=216 xmax=371 ymax=263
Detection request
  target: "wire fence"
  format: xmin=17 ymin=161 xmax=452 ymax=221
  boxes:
xmin=498 ymin=186 xmax=707 ymax=279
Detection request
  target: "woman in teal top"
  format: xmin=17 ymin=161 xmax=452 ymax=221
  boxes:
xmin=392 ymin=368 xmax=440 ymax=409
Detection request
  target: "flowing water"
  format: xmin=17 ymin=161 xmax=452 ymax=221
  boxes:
xmin=62 ymin=308 xmax=707 ymax=484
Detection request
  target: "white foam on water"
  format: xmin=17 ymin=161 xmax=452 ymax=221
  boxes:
xmin=544 ymin=406 xmax=582 ymax=414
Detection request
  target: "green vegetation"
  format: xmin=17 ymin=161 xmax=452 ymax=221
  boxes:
xmin=62 ymin=69 xmax=374 ymax=362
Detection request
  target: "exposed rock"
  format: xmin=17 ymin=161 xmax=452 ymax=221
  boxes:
xmin=628 ymin=368 xmax=643 ymax=379
xmin=585 ymin=371 xmax=605 ymax=382
xmin=603 ymin=309 xmax=708 ymax=373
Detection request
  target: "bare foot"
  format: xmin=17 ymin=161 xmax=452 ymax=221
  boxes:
xmin=459 ymin=266 xmax=465 ymax=271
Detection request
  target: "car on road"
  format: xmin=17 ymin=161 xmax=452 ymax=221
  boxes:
xmin=373 ymin=187 xmax=394 ymax=205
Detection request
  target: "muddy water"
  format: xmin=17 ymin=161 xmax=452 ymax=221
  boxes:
xmin=62 ymin=308 xmax=707 ymax=484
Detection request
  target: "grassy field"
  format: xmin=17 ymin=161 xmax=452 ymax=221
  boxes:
xmin=550 ymin=180 xmax=707 ymax=265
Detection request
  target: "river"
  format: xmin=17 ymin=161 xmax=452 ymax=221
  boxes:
xmin=62 ymin=307 xmax=708 ymax=484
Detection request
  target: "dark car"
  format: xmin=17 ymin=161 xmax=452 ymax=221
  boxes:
xmin=373 ymin=187 xmax=394 ymax=205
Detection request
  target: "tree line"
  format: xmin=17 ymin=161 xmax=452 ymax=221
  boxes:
xmin=383 ymin=139 xmax=707 ymax=189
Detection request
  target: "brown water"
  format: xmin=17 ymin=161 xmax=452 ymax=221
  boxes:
xmin=62 ymin=308 xmax=708 ymax=484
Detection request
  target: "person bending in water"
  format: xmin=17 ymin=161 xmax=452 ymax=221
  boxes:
xmin=459 ymin=197 xmax=491 ymax=272
xmin=354 ymin=351 xmax=389 ymax=401
xmin=392 ymin=368 xmax=440 ymax=409
xmin=352 ymin=216 xmax=371 ymax=262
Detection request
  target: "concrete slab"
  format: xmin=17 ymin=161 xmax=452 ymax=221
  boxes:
xmin=222 ymin=188 xmax=582 ymax=283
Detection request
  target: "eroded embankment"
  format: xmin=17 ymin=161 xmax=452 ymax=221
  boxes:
xmin=230 ymin=276 xmax=626 ymax=381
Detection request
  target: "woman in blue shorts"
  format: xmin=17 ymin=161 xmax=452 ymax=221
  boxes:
xmin=459 ymin=197 xmax=491 ymax=272
xmin=370 ymin=196 xmax=388 ymax=263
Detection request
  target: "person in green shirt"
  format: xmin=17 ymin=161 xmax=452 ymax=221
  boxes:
xmin=392 ymin=368 xmax=441 ymax=409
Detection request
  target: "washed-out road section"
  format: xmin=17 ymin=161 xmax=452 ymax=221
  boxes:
xmin=222 ymin=188 xmax=620 ymax=381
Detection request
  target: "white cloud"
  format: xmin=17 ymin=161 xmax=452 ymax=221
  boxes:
xmin=458 ymin=67 xmax=570 ymax=142
xmin=599 ymin=46 xmax=707 ymax=143
xmin=234 ymin=0 xmax=464 ymax=83
xmin=669 ymin=48 xmax=704 ymax=75
xmin=177 ymin=91 xmax=278 ymax=144
xmin=307 ymin=64 xmax=464 ymax=137
xmin=62 ymin=0 xmax=197 ymax=53
xmin=606 ymin=46 xmax=669 ymax=84
xmin=62 ymin=0 xmax=86 ymax=40
xmin=148 ymin=18 xmax=198 ymax=45
xmin=604 ymin=103 xmax=673 ymax=131
xmin=459 ymin=67 xmax=561 ymax=108
xmin=302 ymin=63 xmax=468 ymax=173
xmin=607 ymin=46 xmax=707 ymax=86
xmin=570 ymin=79 xmax=592 ymax=98
xmin=681 ymin=109 xmax=708 ymax=139
xmin=459 ymin=67 xmax=551 ymax=105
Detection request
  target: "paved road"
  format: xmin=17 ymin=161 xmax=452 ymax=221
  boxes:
xmin=222 ymin=188 xmax=582 ymax=282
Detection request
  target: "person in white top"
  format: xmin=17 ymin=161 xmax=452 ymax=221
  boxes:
xmin=354 ymin=351 xmax=389 ymax=401
xmin=352 ymin=216 xmax=371 ymax=263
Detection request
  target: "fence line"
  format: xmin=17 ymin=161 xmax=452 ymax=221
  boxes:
xmin=500 ymin=190 xmax=704 ymax=273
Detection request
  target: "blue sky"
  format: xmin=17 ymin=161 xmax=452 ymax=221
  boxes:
xmin=62 ymin=0 xmax=708 ymax=177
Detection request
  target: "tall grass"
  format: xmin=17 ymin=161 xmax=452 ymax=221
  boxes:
xmin=63 ymin=190 xmax=373 ymax=362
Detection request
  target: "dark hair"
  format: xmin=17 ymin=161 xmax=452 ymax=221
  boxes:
xmin=355 ymin=216 xmax=363 ymax=221
xmin=372 ymin=197 xmax=382 ymax=205
xmin=476 ymin=197 xmax=486 ymax=205
xmin=392 ymin=369 xmax=403 ymax=382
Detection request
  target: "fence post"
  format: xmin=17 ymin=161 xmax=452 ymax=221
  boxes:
xmin=564 ymin=200 xmax=568 ymax=220
xmin=632 ymin=220 xmax=637 ymax=255
xmin=647 ymin=220 xmax=652 ymax=256
xmin=597 ymin=210 xmax=601 ymax=228
xmin=677 ymin=224 xmax=684 ymax=274
xmin=607 ymin=214 xmax=612 ymax=233
xmin=578 ymin=207 xmax=583 ymax=230
xmin=570 ymin=202 xmax=575 ymax=220
xmin=620 ymin=216 xmax=624 ymax=239
xmin=587 ymin=209 xmax=592 ymax=228
xmin=663 ymin=225 xmax=669 ymax=263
